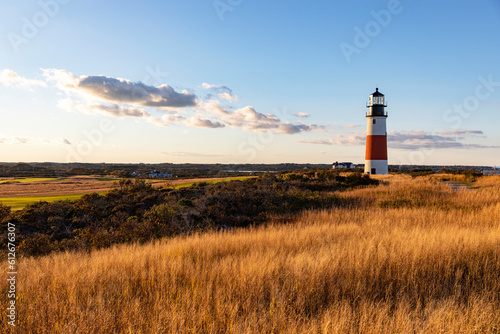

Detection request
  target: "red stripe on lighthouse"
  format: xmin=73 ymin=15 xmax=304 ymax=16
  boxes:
xmin=365 ymin=135 xmax=388 ymax=160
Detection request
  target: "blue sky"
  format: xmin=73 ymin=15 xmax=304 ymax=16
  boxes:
xmin=1 ymin=0 xmax=499 ymax=165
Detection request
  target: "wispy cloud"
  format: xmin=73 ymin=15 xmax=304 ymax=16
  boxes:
xmin=388 ymin=130 xmax=496 ymax=149
xmin=202 ymin=82 xmax=238 ymax=102
xmin=147 ymin=114 xmax=189 ymax=127
xmin=0 ymin=135 xmax=71 ymax=146
xmin=436 ymin=130 xmax=484 ymax=138
xmin=294 ymin=112 xmax=309 ymax=118
xmin=0 ymin=69 xmax=47 ymax=89
xmin=91 ymin=103 xmax=151 ymax=118
xmin=185 ymin=117 xmax=225 ymax=129
xmin=198 ymin=99 xmax=231 ymax=115
xmin=299 ymin=129 xmax=498 ymax=150
xmin=0 ymin=136 xmax=30 ymax=144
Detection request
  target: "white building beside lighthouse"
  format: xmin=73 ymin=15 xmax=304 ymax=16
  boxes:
xmin=364 ymin=88 xmax=388 ymax=175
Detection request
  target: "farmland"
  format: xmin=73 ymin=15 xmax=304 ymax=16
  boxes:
xmin=1 ymin=173 xmax=499 ymax=333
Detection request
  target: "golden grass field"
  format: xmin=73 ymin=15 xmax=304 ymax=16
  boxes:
xmin=2 ymin=175 xmax=500 ymax=333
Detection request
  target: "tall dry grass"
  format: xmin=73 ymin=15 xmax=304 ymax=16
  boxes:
xmin=2 ymin=175 xmax=500 ymax=333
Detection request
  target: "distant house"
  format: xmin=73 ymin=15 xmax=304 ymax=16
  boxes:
xmin=483 ymin=168 xmax=500 ymax=175
xmin=148 ymin=170 xmax=172 ymax=178
xmin=332 ymin=161 xmax=355 ymax=169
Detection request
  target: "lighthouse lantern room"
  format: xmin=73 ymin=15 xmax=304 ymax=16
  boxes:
xmin=364 ymin=88 xmax=388 ymax=175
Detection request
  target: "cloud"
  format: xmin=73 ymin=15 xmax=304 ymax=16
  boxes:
xmin=56 ymin=99 xmax=151 ymax=118
xmin=202 ymin=82 xmax=237 ymax=101
xmin=147 ymin=114 xmax=187 ymax=127
xmin=185 ymin=117 xmax=225 ymax=129
xmin=42 ymin=69 xmax=198 ymax=108
xmin=387 ymin=130 xmax=497 ymax=149
xmin=0 ymin=69 xmax=47 ymax=89
xmin=41 ymin=68 xmax=79 ymax=90
xmin=228 ymin=106 xmax=285 ymax=131
xmin=80 ymin=76 xmax=197 ymax=107
xmin=192 ymin=103 xmax=320 ymax=134
xmin=91 ymin=103 xmax=151 ymax=118
xmin=294 ymin=112 xmax=309 ymax=118
xmin=0 ymin=136 xmax=29 ymax=144
xmin=0 ymin=135 xmax=71 ymax=146
xmin=230 ymin=106 xmax=279 ymax=125
xmin=44 ymin=69 xmax=200 ymax=127
xmin=299 ymin=129 xmax=497 ymax=150
xmin=163 ymin=115 xmax=187 ymax=123
xmin=218 ymin=92 xmax=238 ymax=102
xmin=223 ymin=107 xmax=324 ymax=134
xmin=199 ymin=99 xmax=231 ymax=115
xmin=27 ymin=68 xmax=326 ymax=135
xmin=276 ymin=123 xmax=316 ymax=134
xmin=436 ymin=130 xmax=484 ymax=138
xmin=202 ymin=82 xmax=232 ymax=94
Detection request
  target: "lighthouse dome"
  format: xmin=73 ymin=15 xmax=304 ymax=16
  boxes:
xmin=367 ymin=88 xmax=387 ymax=116
xmin=368 ymin=87 xmax=386 ymax=109
xmin=371 ymin=88 xmax=384 ymax=97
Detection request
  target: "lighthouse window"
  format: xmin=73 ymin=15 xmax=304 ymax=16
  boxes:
xmin=373 ymin=119 xmax=376 ymax=124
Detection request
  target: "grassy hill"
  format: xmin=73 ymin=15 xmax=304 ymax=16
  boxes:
xmin=2 ymin=175 xmax=499 ymax=333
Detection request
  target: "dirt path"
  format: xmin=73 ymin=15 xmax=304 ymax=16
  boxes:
xmin=445 ymin=181 xmax=470 ymax=191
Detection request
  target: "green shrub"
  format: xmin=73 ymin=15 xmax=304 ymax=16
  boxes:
xmin=178 ymin=199 xmax=194 ymax=207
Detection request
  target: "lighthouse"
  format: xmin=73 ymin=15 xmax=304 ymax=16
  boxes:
xmin=364 ymin=88 xmax=388 ymax=175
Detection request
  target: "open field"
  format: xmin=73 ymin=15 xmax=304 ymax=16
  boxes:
xmin=0 ymin=176 xmax=255 ymax=210
xmin=0 ymin=178 xmax=61 ymax=184
xmin=0 ymin=193 xmax=99 ymax=211
xmin=0 ymin=176 xmax=120 ymax=198
xmin=2 ymin=175 xmax=499 ymax=333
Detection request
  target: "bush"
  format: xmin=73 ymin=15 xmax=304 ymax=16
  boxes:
xmin=178 ymin=199 xmax=194 ymax=207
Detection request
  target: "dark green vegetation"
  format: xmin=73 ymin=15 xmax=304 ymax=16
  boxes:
xmin=0 ymin=162 xmax=490 ymax=179
xmin=0 ymin=162 xmax=333 ymax=178
xmin=0 ymin=171 xmax=378 ymax=257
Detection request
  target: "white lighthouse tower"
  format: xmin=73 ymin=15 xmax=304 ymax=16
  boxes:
xmin=364 ymin=88 xmax=388 ymax=175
